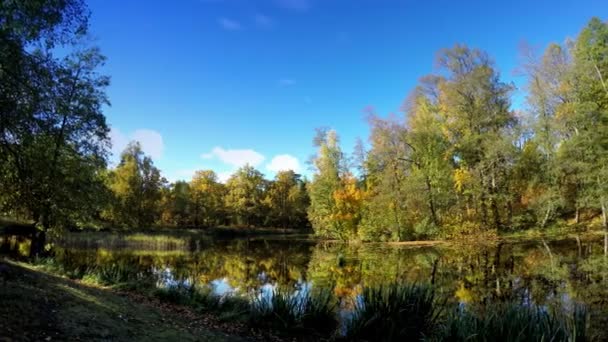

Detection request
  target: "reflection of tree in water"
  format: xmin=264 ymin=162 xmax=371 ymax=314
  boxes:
xmin=43 ymin=234 xmax=608 ymax=339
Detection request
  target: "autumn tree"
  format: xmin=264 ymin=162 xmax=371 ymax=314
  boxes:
xmin=307 ymin=129 xmax=350 ymax=239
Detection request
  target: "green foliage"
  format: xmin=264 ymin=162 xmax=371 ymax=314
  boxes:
xmin=190 ymin=170 xmax=226 ymax=227
xmin=0 ymin=0 xmax=110 ymax=235
xmin=224 ymin=165 xmax=267 ymax=227
xmin=264 ymin=171 xmax=310 ymax=229
xmin=103 ymin=142 xmax=166 ymax=229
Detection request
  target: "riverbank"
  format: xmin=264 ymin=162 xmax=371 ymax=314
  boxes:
xmin=0 ymin=260 xmax=282 ymax=342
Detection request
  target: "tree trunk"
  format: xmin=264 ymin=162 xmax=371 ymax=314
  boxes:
xmin=541 ymin=204 xmax=552 ymax=228
xmin=425 ymin=177 xmax=439 ymax=226
xmin=602 ymin=201 xmax=607 ymax=257
xmin=602 ymin=201 xmax=607 ymax=230
xmin=29 ymin=212 xmax=49 ymax=257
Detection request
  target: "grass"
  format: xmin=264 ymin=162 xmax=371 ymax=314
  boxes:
xmin=438 ymin=303 xmax=588 ymax=342
xmin=0 ymin=259 xmax=243 ymax=341
xmin=250 ymin=287 xmax=338 ymax=336
xmin=343 ymin=283 xmax=441 ymax=341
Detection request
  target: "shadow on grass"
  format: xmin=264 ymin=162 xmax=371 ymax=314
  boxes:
xmin=0 ymin=260 xmax=243 ymax=342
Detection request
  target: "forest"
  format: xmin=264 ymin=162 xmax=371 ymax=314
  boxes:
xmin=2 ymin=1 xmax=608 ymax=243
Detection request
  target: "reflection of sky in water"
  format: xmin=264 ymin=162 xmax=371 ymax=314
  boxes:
xmin=211 ymin=278 xmax=234 ymax=296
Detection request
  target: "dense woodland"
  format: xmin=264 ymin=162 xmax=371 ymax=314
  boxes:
xmin=2 ymin=1 xmax=608 ymax=242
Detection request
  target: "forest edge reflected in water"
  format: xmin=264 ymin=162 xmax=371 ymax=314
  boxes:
xmin=2 ymin=230 xmax=607 ymax=340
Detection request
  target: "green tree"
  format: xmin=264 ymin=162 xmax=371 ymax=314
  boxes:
xmin=265 ymin=170 xmax=309 ymax=229
xmin=436 ymin=45 xmax=517 ymax=229
xmin=359 ymin=115 xmax=411 ymax=241
xmin=190 ymin=170 xmax=226 ymax=227
xmin=0 ymin=0 xmax=109 ymax=252
xmin=518 ymin=42 xmax=573 ymax=227
xmin=566 ymin=18 xmax=608 ymax=229
xmin=160 ymin=181 xmax=192 ymax=227
xmin=224 ymin=165 xmax=267 ymax=227
xmin=104 ymin=142 xmax=165 ymax=229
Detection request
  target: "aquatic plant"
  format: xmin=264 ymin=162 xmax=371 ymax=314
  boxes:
xmin=344 ymin=283 xmax=440 ymax=341
xmin=437 ymin=302 xmax=588 ymax=342
xmin=250 ymin=286 xmax=338 ymax=336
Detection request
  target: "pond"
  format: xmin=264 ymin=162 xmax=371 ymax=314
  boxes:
xmin=2 ymin=232 xmax=608 ymax=337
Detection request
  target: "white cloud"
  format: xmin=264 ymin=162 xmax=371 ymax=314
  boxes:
xmin=266 ymin=154 xmax=300 ymax=173
xmin=218 ymin=17 xmax=242 ymax=30
xmin=109 ymin=128 xmax=128 ymax=157
xmin=131 ymin=129 xmax=164 ymax=160
xmin=254 ymin=13 xmax=273 ymax=28
xmin=217 ymin=171 xmax=234 ymax=183
xmin=201 ymin=147 xmax=265 ymax=168
xmin=276 ymin=0 xmax=310 ymax=11
xmin=110 ymin=128 xmax=165 ymax=160
xmin=278 ymin=78 xmax=296 ymax=87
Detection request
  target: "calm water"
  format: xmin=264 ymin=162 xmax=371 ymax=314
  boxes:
xmin=3 ymin=232 xmax=608 ymax=335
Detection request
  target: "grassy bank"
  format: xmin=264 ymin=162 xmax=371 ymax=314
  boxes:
xmin=0 ymin=260 xmax=251 ymax=341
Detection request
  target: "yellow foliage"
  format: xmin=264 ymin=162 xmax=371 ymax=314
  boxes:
xmin=331 ymin=175 xmax=366 ymax=224
xmin=453 ymin=168 xmax=472 ymax=193
xmin=455 ymin=282 xmax=473 ymax=303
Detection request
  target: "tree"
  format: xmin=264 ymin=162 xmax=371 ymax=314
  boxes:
xmin=0 ymin=0 xmax=109 ymax=253
xmin=160 ymin=181 xmax=192 ymax=227
xmin=566 ymin=18 xmax=608 ymax=230
xmin=224 ymin=165 xmax=267 ymax=227
xmin=265 ymin=170 xmax=309 ymax=229
xmin=307 ymin=129 xmax=349 ymax=239
xmin=359 ymin=115 xmax=412 ymax=241
xmin=104 ymin=142 xmax=165 ymax=229
xmin=435 ymin=45 xmax=517 ymax=229
xmin=190 ymin=170 xmax=226 ymax=227
xmin=518 ymin=42 xmax=573 ymax=227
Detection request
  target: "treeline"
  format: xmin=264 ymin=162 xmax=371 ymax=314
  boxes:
xmin=1 ymin=1 xmax=608 ymax=242
xmin=308 ymin=18 xmax=608 ymax=241
xmin=101 ymin=142 xmax=309 ymax=229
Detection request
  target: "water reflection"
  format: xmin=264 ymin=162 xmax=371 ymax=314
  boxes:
xmin=2 ymin=233 xmax=608 ymax=337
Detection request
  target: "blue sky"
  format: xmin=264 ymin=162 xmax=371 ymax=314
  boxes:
xmin=87 ymin=0 xmax=607 ymax=182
